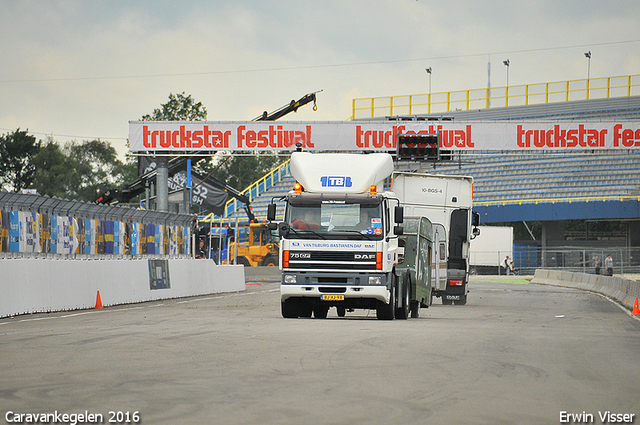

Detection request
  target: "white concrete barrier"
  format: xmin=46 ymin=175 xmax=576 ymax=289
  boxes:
xmin=0 ymin=258 xmax=245 ymax=318
xmin=531 ymin=269 xmax=640 ymax=311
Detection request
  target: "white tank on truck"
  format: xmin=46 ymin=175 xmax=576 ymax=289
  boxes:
xmin=267 ymin=152 xmax=433 ymax=320
xmin=391 ymin=172 xmax=479 ymax=305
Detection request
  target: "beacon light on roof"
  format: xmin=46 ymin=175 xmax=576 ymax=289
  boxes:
xmin=369 ymin=185 xmax=377 ymax=195
xmin=294 ymin=182 xmax=303 ymax=194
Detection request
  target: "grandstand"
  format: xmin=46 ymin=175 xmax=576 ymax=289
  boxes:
xmin=218 ymin=97 xmax=640 ymax=213
xmin=385 ymin=95 xmax=640 ymax=230
xmin=209 ymin=80 xmax=640 ymax=272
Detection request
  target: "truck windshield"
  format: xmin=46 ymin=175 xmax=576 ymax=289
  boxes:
xmin=285 ymin=202 xmax=384 ymax=240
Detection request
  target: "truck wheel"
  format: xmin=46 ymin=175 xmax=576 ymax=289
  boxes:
xmin=298 ymin=302 xmax=313 ymax=318
xmin=410 ymin=300 xmax=420 ymax=318
xmin=236 ymin=256 xmax=250 ymax=267
xmin=454 ymin=294 xmax=467 ymax=305
xmin=313 ymin=305 xmax=329 ymax=319
xmin=281 ymin=299 xmax=299 ymax=318
xmin=261 ymin=254 xmax=278 ymax=267
xmin=336 ymin=306 xmax=346 ymax=317
xmin=442 ymin=298 xmax=453 ymax=305
xmin=395 ymin=273 xmax=410 ymax=320
xmin=376 ymin=275 xmax=396 ymax=320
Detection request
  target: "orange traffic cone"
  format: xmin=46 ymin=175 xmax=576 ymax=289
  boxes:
xmin=95 ymin=291 xmax=104 ymax=309
xmin=632 ymin=297 xmax=639 ymax=316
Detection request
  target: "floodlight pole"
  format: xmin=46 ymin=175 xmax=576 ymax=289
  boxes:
xmin=584 ymin=51 xmax=592 ymax=100
xmin=503 ymin=59 xmax=510 ymax=87
xmin=426 ymin=67 xmax=432 ymax=113
xmin=585 ymin=51 xmax=591 ymax=79
xmin=503 ymin=59 xmax=510 ymax=107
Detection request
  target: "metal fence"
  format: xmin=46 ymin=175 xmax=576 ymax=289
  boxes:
xmin=512 ymin=245 xmax=640 ymax=276
xmin=0 ymin=191 xmax=196 ymax=259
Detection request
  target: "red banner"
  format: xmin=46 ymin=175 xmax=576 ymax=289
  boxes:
xmin=129 ymin=121 xmax=640 ymax=152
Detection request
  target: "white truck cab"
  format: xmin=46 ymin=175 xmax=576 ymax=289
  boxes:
xmin=267 ymin=152 xmax=409 ymax=320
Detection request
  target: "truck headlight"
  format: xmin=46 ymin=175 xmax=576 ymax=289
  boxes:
xmin=368 ymin=276 xmax=382 ymax=285
xmin=284 ymin=274 xmax=297 ymax=284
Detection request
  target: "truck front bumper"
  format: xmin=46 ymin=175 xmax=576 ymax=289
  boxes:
xmin=281 ymin=284 xmax=390 ymax=304
xmin=280 ymin=271 xmax=391 ymax=304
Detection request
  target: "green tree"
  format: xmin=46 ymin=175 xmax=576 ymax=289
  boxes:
xmin=66 ymin=139 xmax=127 ymax=201
xmin=141 ymin=92 xmax=207 ymax=121
xmin=31 ymin=138 xmax=77 ymax=198
xmin=31 ymin=139 xmax=129 ymax=202
xmin=0 ymin=129 xmax=40 ymax=192
xmin=119 ymin=151 xmax=139 ymax=185
xmin=210 ymin=153 xmax=284 ymax=191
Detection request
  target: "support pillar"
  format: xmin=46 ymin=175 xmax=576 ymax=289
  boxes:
xmin=156 ymin=157 xmax=168 ymax=212
xmin=628 ymin=221 xmax=640 ymax=247
xmin=541 ymin=221 xmax=566 ymax=268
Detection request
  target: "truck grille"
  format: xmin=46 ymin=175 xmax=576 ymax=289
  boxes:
xmin=288 ymin=251 xmax=377 ymax=270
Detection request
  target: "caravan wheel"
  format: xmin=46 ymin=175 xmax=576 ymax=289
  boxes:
xmin=395 ymin=272 xmax=410 ymax=320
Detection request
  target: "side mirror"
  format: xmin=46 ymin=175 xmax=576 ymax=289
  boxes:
xmin=472 ymin=211 xmax=480 ymax=227
xmin=471 ymin=227 xmax=480 ymax=240
xmin=267 ymin=203 xmax=277 ymax=221
xmin=268 ymin=222 xmax=278 ymax=231
xmin=278 ymin=222 xmax=290 ymax=237
xmin=394 ymin=225 xmax=404 ymax=236
xmin=394 ymin=206 xmax=404 ymax=224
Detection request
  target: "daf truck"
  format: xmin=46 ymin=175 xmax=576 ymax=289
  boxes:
xmin=392 ymin=172 xmax=479 ymax=305
xmin=267 ymin=152 xmax=432 ymax=320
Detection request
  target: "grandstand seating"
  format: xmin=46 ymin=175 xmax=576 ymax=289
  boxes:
xmin=245 ymin=177 xmax=293 ymax=222
xmin=427 ymin=150 xmax=640 ymax=203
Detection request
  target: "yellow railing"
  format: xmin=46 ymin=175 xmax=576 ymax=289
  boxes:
xmin=476 ymin=194 xmax=640 ymax=208
xmin=352 ymin=74 xmax=640 ymax=120
xmin=200 ymin=159 xmax=291 ymax=223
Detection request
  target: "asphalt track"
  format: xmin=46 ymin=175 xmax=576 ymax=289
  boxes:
xmin=1 ymin=278 xmax=639 ymax=425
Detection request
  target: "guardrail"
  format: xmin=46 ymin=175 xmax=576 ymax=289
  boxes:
xmin=0 ymin=257 xmax=245 ymax=318
xmin=352 ymin=74 xmax=640 ymax=119
xmin=531 ymin=269 xmax=640 ymax=312
xmin=0 ymin=192 xmax=194 ymax=258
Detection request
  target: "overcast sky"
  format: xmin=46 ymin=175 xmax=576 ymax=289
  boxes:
xmin=1 ymin=0 xmax=639 ymax=158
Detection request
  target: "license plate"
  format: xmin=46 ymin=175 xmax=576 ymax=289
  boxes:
xmin=321 ymin=294 xmax=344 ymax=301
xmin=445 ymin=295 xmax=460 ymax=300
